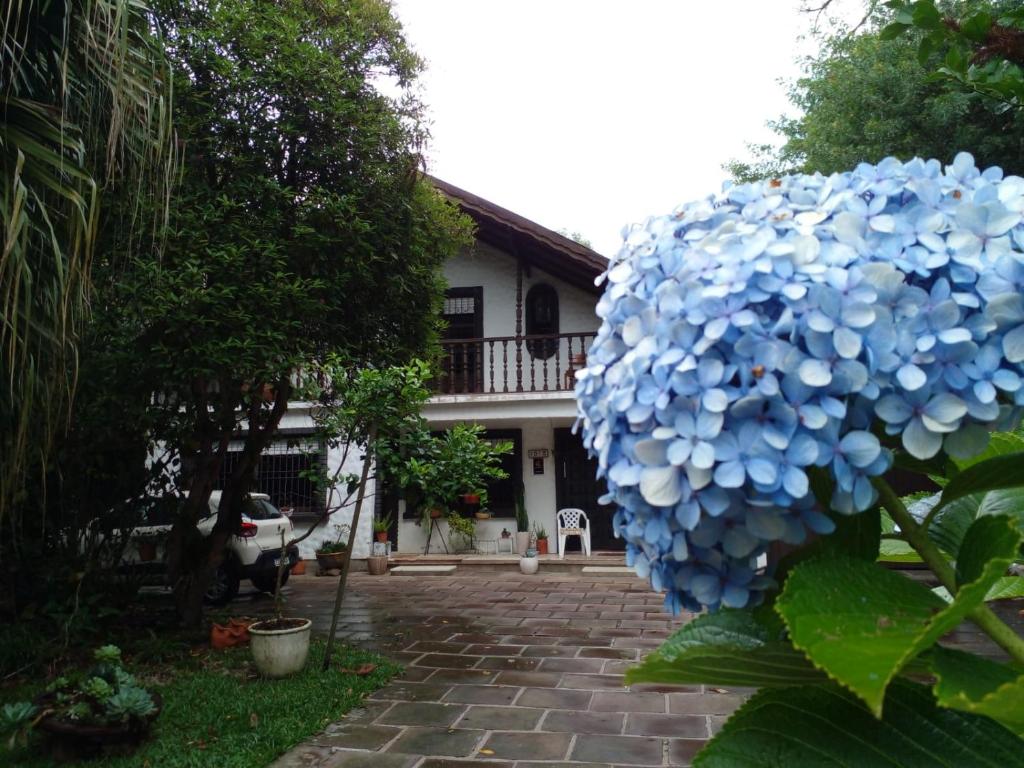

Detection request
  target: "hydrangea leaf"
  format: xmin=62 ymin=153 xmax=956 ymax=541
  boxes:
xmin=693 ymin=681 xmax=1024 ymax=768
xmin=929 ymin=489 xmax=1024 ymax=559
xmin=953 ymin=431 xmax=1024 ymax=471
xmin=927 ymin=646 xmax=1024 ymax=736
xmin=776 ymin=526 xmax=1020 ymax=716
xmin=625 ymin=608 xmax=827 ymax=689
xmin=930 ymin=452 xmax=1024 ymax=518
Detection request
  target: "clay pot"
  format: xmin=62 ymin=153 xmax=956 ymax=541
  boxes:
xmin=461 ymin=493 xmax=480 ymax=504
xmin=291 ymin=559 xmax=307 ymax=575
xmin=249 ymin=618 xmax=312 ymax=678
xmin=367 ymin=555 xmax=388 ymax=575
xmin=211 ymin=618 xmax=252 ymax=649
xmin=537 ymin=538 xmax=549 ymax=555
xmin=429 ymin=508 xmax=443 ymax=519
xmin=375 ymin=531 xmax=388 ymax=543
xmin=315 ymin=551 xmax=346 ymax=572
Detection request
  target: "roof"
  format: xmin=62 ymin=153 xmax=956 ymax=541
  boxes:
xmin=428 ymin=176 xmax=608 ymax=294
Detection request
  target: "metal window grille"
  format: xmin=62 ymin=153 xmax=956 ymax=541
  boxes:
xmin=443 ymin=296 xmax=476 ymax=315
xmin=216 ymin=436 xmax=327 ymax=519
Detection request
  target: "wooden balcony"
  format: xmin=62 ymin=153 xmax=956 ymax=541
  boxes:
xmin=436 ymin=332 xmax=596 ymax=395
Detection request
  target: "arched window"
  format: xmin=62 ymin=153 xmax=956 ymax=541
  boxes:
xmin=525 ymin=283 xmax=559 ymax=359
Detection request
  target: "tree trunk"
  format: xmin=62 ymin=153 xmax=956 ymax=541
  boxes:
xmin=322 ymin=425 xmax=376 ymax=670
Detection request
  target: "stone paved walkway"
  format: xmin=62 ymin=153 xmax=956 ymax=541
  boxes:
xmin=269 ymin=570 xmax=735 ymax=768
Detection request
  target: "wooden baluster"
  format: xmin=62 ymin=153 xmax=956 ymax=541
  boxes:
xmin=529 ymin=341 xmax=536 ymax=392
xmin=516 ymin=337 xmax=523 ymax=392
xmin=542 ymin=340 xmax=549 ymax=391
xmin=462 ymin=342 xmax=470 ymax=394
xmin=502 ymin=339 xmax=509 ymax=393
xmin=476 ymin=341 xmax=484 ymax=393
xmin=488 ymin=340 xmax=495 ymax=393
xmin=555 ymin=335 xmax=562 ymax=392
xmin=445 ymin=344 xmax=453 ymax=394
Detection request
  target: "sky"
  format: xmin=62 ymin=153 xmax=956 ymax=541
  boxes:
xmin=391 ymin=1 xmax=858 ymax=257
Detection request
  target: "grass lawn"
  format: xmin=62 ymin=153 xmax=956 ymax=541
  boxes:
xmin=2 ymin=631 xmax=397 ymax=767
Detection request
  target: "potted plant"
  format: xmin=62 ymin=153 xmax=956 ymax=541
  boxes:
xmin=514 ymin=488 xmax=531 ymax=555
xmin=372 ymin=515 xmax=391 ymax=543
xmin=314 ymin=523 xmax=349 ymax=572
xmin=446 ymin=512 xmax=476 ymax=553
xmin=248 ymin=532 xmax=312 ymax=678
xmin=520 ymin=546 xmax=539 ymax=575
xmin=2 ymin=645 xmax=160 ymax=761
xmin=534 ymin=523 xmax=549 ymax=555
xmin=474 ymin=507 xmax=491 ymax=520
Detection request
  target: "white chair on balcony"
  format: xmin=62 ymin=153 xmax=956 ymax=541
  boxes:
xmin=557 ymin=508 xmax=591 ymax=557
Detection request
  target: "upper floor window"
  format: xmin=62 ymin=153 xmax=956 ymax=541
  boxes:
xmin=525 ymin=283 xmax=559 ymax=359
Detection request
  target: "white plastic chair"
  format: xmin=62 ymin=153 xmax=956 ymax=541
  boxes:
xmin=557 ymin=508 xmax=591 ymax=557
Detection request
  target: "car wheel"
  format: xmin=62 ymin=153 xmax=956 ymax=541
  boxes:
xmin=251 ymin=568 xmax=289 ymax=594
xmin=204 ymin=561 xmax=240 ymax=605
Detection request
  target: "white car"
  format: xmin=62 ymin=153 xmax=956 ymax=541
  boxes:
xmin=122 ymin=491 xmax=299 ymax=605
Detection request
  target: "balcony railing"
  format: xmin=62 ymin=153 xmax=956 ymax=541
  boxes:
xmin=436 ymin=332 xmax=597 ymax=395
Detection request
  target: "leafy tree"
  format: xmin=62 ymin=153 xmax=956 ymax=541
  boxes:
xmin=0 ymin=1 xmax=175 ymax=529
xmin=883 ymin=0 xmax=1024 ymax=109
xmin=108 ymin=0 xmax=472 ymax=624
xmin=728 ymin=6 xmax=1024 ymax=181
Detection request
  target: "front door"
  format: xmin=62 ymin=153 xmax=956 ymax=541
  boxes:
xmin=554 ymin=428 xmax=621 ymax=551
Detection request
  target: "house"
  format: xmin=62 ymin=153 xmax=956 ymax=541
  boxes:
xmin=233 ymin=179 xmax=616 ymax=560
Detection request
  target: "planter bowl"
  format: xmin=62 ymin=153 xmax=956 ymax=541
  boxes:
xmin=249 ymin=618 xmax=312 ymax=678
xmin=315 ymin=551 xmax=346 ymax=572
xmin=36 ymin=693 xmax=162 ymax=762
xmin=519 ymin=555 xmax=539 ymax=575
xmin=367 ymin=555 xmax=388 ymax=575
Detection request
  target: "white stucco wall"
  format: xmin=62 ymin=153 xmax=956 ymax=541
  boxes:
xmin=442 ymin=242 xmax=600 ymax=392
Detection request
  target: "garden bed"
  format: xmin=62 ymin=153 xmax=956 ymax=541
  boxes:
xmin=1 ymin=631 xmax=396 ymax=767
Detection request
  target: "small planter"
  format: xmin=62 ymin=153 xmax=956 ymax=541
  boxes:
xmin=474 ymin=511 xmax=491 ymax=520
xmin=367 ymin=555 xmax=388 ymax=575
xmin=520 ymin=553 xmax=539 ymax=575
xmin=461 ymin=493 xmax=480 ymax=505
xmin=249 ymin=618 xmax=312 ymax=678
xmin=291 ymin=559 xmax=307 ymax=575
xmin=315 ymin=551 xmax=346 ymax=572
xmin=537 ymin=538 xmax=549 ymax=555
xmin=429 ymin=508 xmax=444 ymax=519
xmin=36 ymin=693 xmax=162 ymax=762
xmin=515 ymin=531 xmax=531 ymax=555
xmin=375 ymin=531 xmax=388 ymax=543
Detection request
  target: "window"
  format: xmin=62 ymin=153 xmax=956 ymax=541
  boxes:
xmin=215 ymin=435 xmax=326 ymax=520
xmin=475 ymin=429 xmax=522 ymax=518
xmin=525 ymin=283 xmax=558 ymax=359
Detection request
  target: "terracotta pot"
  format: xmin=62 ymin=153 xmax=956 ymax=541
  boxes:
xmin=211 ymin=618 xmax=252 ymax=649
xmin=430 ymin=508 xmax=443 ymax=519
xmin=367 ymin=555 xmax=388 ymax=575
xmin=291 ymin=559 xmax=306 ymax=575
xmin=375 ymin=531 xmax=388 ymax=543
xmin=315 ymin=551 xmax=346 ymax=572
xmin=537 ymin=538 xmax=549 ymax=555
xmin=461 ymin=493 xmax=480 ymax=504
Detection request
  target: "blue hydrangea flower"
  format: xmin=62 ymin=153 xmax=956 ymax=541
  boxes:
xmin=575 ymin=153 xmax=1024 ymax=614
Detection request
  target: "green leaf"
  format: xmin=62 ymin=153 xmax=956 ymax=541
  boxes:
xmin=929 ymin=488 xmax=1024 ymax=559
xmin=625 ymin=608 xmax=827 ymax=689
xmin=929 ymin=646 xmax=1024 ymax=736
xmin=880 ymin=21 xmax=911 ymax=40
xmin=931 ymin=452 xmax=1024 ymax=517
xmin=693 ymin=680 xmax=1024 ymax=768
xmin=954 ymin=432 xmax=1024 ymax=470
xmin=961 ymin=12 xmax=993 ymax=43
xmin=955 ymin=515 xmax=1023 ymax=588
xmin=984 ymin=576 xmax=1024 ymax=601
xmin=911 ymin=1 xmax=942 ymax=29
xmin=777 ymin=537 xmax=1018 ymax=716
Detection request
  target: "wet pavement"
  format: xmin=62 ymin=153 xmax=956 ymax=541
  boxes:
xmin=265 ymin=570 xmax=1024 ymax=768
xmin=268 ymin=570 xmax=725 ymax=767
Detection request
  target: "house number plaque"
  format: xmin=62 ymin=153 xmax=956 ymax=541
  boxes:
xmin=527 ymin=448 xmax=550 ymax=458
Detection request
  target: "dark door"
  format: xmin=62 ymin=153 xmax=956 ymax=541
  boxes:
xmin=554 ymin=428 xmax=621 ymax=551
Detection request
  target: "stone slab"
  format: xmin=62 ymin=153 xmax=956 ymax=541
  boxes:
xmin=390 ymin=565 xmax=457 ymax=575
xmin=581 ymin=566 xmax=635 ymax=575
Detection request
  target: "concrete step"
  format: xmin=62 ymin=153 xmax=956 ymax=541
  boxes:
xmin=582 ymin=566 xmax=636 ymax=576
xmin=389 ymin=565 xmax=457 ymax=576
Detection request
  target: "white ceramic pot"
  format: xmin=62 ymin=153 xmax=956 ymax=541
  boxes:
xmin=248 ymin=618 xmax=312 ymax=678
xmin=515 ymin=531 xmax=531 ymax=555
xmin=520 ymin=555 xmax=539 ymax=575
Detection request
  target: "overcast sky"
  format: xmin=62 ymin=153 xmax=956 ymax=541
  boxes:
xmin=392 ymin=1 xmax=858 ymax=257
